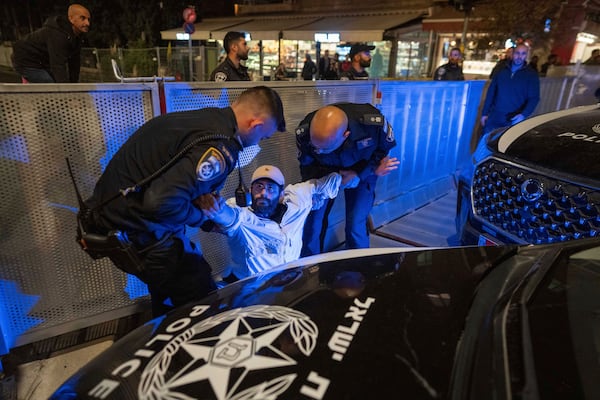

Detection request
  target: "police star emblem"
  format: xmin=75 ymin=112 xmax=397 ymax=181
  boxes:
xmin=196 ymin=147 xmax=226 ymax=181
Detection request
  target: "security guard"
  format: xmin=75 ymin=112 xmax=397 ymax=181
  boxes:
xmin=296 ymin=103 xmax=397 ymax=256
xmin=209 ymin=31 xmax=251 ymax=82
xmin=81 ymin=86 xmax=285 ymax=316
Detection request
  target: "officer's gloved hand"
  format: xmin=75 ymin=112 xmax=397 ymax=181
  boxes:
xmin=510 ymin=113 xmax=525 ymax=125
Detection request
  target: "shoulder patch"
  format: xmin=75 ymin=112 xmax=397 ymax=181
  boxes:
xmin=214 ymin=72 xmax=228 ymax=82
xmin=196 ymin=147 xmax=227 ymax=181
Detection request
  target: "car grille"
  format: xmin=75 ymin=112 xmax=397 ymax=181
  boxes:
xmin=472 ymin=158 xmax=600 ymax=244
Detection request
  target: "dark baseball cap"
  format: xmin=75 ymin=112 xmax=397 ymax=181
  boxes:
xmin=349 ymin=43 xmax=375 ymax=58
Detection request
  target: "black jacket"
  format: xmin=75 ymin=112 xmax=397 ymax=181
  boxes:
xmin=209 ymin=57 xmax=250 ymax=81
xmin=296 ymin=103 xmax=396 ymax=181
xmin=12 ymin=15 xmax=84 ymax=83
xmin=85 ymin=107 xmax=243 ymax=241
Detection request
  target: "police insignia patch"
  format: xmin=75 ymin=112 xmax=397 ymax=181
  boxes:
xmin=196 ymin=147 xmax=227 ymax=181
xmin=214 ymin=72 xmax=227 ymax=82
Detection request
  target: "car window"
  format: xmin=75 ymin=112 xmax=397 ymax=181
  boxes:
xmin=527 ymin=243 xmax=600 ymax=399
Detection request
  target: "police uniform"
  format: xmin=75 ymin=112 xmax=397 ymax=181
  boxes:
xmin=84 ymin=107 xmax=243 ymax=315
xmin=340 ymin=67 xmax=369 ymax=80
xmin=296 ymin=103 xmax=396 ymax=255
xmin=209 ymin=57 xmax=250 ymax=82
xmin=433 ymin=62 xmax=464 ymax=81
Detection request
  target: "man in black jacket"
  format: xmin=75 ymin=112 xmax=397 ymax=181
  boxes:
xmin=81 ymin=86 xmax=285 ymax=316
xmin=12 ymin=4 xmax=90 ymax=83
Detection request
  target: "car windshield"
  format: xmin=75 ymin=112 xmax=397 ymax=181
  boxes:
xmin=527 ymin=244 xmax=600 ymax=399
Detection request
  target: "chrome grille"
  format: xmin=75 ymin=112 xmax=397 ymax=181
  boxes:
xmin=472 ymin=158 xmax=600 ymax=244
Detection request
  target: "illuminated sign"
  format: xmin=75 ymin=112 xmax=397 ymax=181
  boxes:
xmin=176 ymin=33 xmax=190 ymax=40
xmin=315 ymin=33 xmax=340 ymax=43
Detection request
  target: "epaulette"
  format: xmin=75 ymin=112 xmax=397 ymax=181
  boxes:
xmin=360 ymin=113 xmax=385 ymax=126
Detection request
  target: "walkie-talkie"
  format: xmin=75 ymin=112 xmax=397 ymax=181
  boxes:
xmin=235 ymin=160 xmax=252 ymax=207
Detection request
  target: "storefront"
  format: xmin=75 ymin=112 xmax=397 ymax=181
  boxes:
xmin=159 ymin=10 xmax=431 ymax=80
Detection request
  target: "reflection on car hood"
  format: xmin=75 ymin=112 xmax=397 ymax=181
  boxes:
xmin=50 ymin=246 xmax=515 ymax=400
xmin=494 ymin=105 xmax=600 ymax=182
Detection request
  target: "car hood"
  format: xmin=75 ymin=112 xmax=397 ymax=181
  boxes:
xmin=491 ymin=105 xmax=600 ymax=182
xmin=51 ymin=246 xmax=515 ymax=400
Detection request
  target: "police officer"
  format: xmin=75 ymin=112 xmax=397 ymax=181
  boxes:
xmin=433 ymin=47 xmax=465 ymax=81
xmin=81 ymin=86 xmax=285 ymax=316
xmin=340 ymin=43 xmax=375 ymax=80
xmin=209 ymin=31 xmax=251 ymax=82
xmin=296 ymin=103 xmax=398 ymax=256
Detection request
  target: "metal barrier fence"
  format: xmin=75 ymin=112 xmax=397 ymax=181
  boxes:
xmin=0 ymin=75 xmax=596 ymax=358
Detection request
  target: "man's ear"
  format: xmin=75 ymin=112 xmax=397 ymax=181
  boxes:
xmin=249 ymin=118 xmax=264 ymax=131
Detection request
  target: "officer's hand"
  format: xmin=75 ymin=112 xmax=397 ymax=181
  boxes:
xmin=340 ymin=170 xmax=359 ymax=189
xmin=193 ymin=193 xmax=223 ymax=219
xmin=375 ymin=156 xmax=400 ymax=177
xmin=480 ymin=115 xmax=488 ymax=127
xmin=510 ymin=113 xmax=525 ymax=125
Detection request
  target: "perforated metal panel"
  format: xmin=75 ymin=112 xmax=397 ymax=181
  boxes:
xmin=0 ymin=83 xmax=159 ymax=349
xmin=162 ymin=81 xmax=376 ymax=270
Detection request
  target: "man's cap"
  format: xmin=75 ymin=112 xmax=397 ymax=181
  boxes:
xmin=251 ymin=165 xmax=285 ymax=186
xmin=349 ymin=43 xmax=375 ymax=58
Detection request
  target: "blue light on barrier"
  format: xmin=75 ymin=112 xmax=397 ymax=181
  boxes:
xmin=0 ymin=280 xmax=44 ymax=356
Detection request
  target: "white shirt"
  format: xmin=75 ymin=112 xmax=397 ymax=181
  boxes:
xmin=218 ymin=173 xmax=341 ymax=278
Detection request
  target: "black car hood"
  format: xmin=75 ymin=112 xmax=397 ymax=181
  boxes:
xmin=491 ymin=106 xmax=600 ymax=182
xmin=51 ymin=246 xmax=515 ymax=400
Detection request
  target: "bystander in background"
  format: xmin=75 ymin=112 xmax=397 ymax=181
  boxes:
xmin=480 ymin=44 xmax=540 ymax=135
xmin=301 ymin=54 xmax=317 ymax=80
xmin=12 ymin=4 xmax=90 ymax=83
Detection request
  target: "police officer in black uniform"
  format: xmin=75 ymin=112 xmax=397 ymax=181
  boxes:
xmin=209 ymin=31 xmax=251 ymax=82
xmin=81 ymin=86 xmax=285 ymax=316
xmin=340 ymin=43 xmax=375 ymax=80
xmin=433 ymin=47 xmax=465 ymax=81
xmin=296 ymin=103 xmax=397 ymax=256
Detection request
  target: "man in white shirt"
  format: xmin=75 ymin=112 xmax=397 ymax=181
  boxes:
xmin=196 ymin=165 xmax=352 ymax=281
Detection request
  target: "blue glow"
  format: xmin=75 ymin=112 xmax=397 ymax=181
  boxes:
xmin=124 ymin=275 xmax=149 ymax=299
xmin=0 ymin=280 xmax=43 ymax=355
xmin=164 ymin=85 xmax=231 ymax=113
xmin=0 ymin=135 xmax=29 ymax=163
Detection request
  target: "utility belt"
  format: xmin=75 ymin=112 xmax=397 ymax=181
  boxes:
xmin=68 ymin=133 xmax=235 ymax=276
xmin=76 ymin=209 xmax=144 ymax=276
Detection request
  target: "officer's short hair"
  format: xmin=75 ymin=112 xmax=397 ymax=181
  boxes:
xmin=224 ymin=31 xmax=245 ymax=53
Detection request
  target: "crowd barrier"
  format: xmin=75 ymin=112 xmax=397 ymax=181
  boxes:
xmin=0 ymin=75 xmax=594 ymax=359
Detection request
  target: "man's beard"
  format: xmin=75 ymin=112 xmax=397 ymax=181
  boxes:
xmin=359 ymin=58 xmax=371 ymax=68
xmin=252 ymin=197 xmax=278 ymax=217
xmin=239 ymin=51 xmax=249 ymax=61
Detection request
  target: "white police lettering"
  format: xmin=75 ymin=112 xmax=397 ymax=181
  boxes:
xmin=300 ymin=371 xmax=331 ymax=399
xmin=558 ymin=132 xmax=600 ymax=143
xmin=87 ymin=305 xmax=210 ymax=398
xmin=328 ymin=297 xmax=375 ymax=361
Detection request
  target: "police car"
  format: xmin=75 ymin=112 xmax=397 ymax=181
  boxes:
xmin=50 ymin=238 xmax=600 ymax=399
xmin=459 ymin=104 xmax=600 ymax=246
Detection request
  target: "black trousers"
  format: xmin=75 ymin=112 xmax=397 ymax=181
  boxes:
xmin=135 ymin=233 xmax=216 ymax=317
